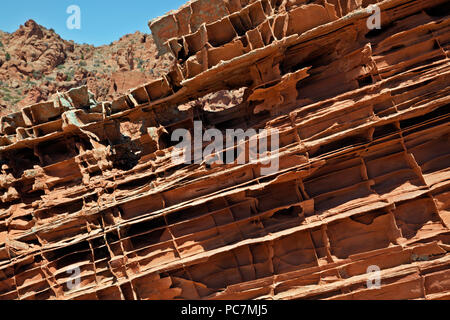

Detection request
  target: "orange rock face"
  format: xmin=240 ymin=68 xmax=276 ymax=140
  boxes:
xmin=0 ymin=0 xmax=449 ymax=300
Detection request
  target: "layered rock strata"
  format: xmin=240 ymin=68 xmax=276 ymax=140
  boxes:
xmin=0 ymin=0 xmax=449 ymax=300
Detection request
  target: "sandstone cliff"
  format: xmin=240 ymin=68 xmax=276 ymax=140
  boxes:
xmin=0 ymin=20 xmax=172 ymax=115
xmin=0 ymin=0 xmax=449 ymax=300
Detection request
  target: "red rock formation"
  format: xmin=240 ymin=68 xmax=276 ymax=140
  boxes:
xmin=0 ymin=0 xmax=449 ymax=300
xmin=16 ymin=87 xmax=46 ymax=108
xmin=0 ymin=22 xmax=171 ymax=115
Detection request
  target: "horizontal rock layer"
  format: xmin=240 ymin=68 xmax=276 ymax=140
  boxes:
xmin=0 ymin=0 xmax=449 ymax=300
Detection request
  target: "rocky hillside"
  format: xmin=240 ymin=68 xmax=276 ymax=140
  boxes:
xmin=0 ymin=20 xmax=173 ymax=115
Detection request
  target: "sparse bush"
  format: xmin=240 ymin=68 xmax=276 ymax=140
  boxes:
xmin=32 ymin=70 xmax=43 ymax=79
xmin=5 ymin=52 xmax=11 ymax=61
xmin=65 ymin=70 xmax=74 ymax=81
xmin=25 ymin=77 xmax=36 ymax=86
xmin=136 ymin=58 xmax=144 ymax=69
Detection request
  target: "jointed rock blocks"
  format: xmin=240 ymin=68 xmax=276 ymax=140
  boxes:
xmin=0 ymin=0 xmax=449 ymax=300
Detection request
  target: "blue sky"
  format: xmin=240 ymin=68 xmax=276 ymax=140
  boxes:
xmin=0 ymin=0 xmax=187 ymax=46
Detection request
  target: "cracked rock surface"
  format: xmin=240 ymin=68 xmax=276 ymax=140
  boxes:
xmin=0 ymin=0 xmax=449 ymax=300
